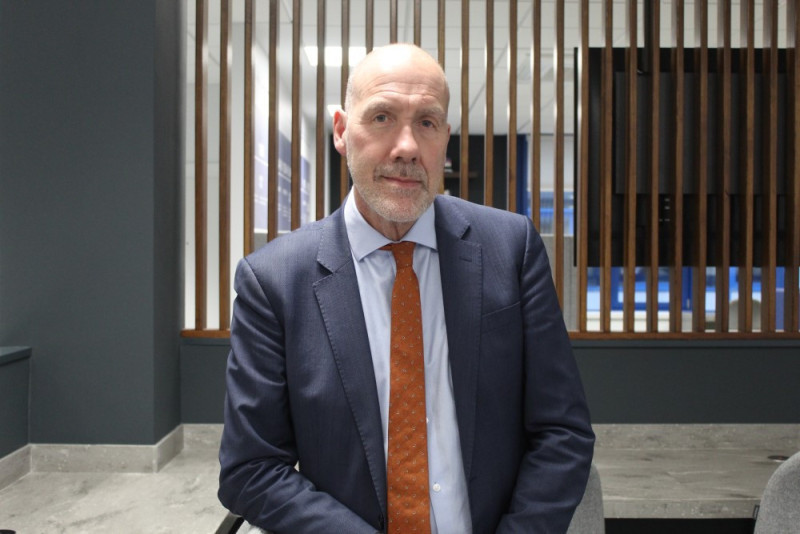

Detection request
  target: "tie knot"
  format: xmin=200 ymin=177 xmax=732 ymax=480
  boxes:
xmin=383 ymin=241 xmax=415 ymax=269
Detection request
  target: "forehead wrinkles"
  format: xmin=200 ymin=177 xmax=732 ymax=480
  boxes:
xmin=353 ymin=79 xmax=447 ymax=117
xmin=351 ymin=63 xmax=448 ymax=106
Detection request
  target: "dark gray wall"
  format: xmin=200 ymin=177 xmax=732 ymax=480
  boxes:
xmin=181 ymin=339 xmax=800 ymax=425
xmin=574 ymin=339 xmax=800 ymax=423
xmin=0 ymin=348 xmax=31 ymax=457
xmin=0 ymin=1 xmax=184 ymax=445
xmin=181 ymin=339 xmax=230 ymax=424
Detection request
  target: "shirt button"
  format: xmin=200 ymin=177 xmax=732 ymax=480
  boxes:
xmin=433 ymin=483 xmax=441 ymax=492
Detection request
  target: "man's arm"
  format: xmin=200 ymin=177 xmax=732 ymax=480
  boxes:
xmin=496 ymin=219 xmax=595 ymax=533
xmin=218 ymin=258 xmax=379 ymax=534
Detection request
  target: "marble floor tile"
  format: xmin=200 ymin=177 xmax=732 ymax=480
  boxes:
xmin=0 ymin=453 xmax=227 ymax=533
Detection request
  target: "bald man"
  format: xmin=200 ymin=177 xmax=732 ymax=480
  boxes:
xmin=218 ymin=43 xmax=594 ymax=534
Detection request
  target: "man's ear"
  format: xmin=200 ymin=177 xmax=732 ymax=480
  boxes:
xmin=332 ymin=109 xmax=347 ymax=156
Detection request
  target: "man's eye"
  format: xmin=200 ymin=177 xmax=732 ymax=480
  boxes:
xmin=421 ymin=119 xmax=435 ymax=128
xmin=374 ymin=114 xmax=388 ymax=123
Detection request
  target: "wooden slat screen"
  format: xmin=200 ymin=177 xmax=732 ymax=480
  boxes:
xmin=623 ymin=0 xmax=638 ymax=332
xmin=485 ymin=0 xmax=495 ymax=208
xmin=669 ymin=0 xmax=685 ymax=333
xmin=762 ymin=0 xmax=778 ymax=332
xmin=530 ymin=0 xmax=541 ymax=231
xmin=645 ymin=1 xmax=660 ymax=332
xmin=789 ymin=0 xmax=800 ymax=333
xmin=459 ymin=0 xmax=469 ymax=201
xmin=553 ymin=0 xmax=565 ymax=302
xmin=218 ymin=0 xmax=232 ymax=330
xmin=193 ymin=0 xmax=208 ymax=332
xmin=599 ymin=0 xmax=614 ymax=333
xmin=577 ymin=0 xmax=590 ymax=331
xmin=715 ymin=0 xmax=732 ymax=332
xmin=507 ymin=0 xmax=517 ymax=214
xmin=693 ymin=0 xmax=709 ymax=333
xmin=315 ymin=0 xmax=326 ymax=221
xmin=243 ymin=0 xmax=254 ymax=257
xmin=184 ymin=0 xmax=800 ymax=339
xmin=740 ymin=0 xmax=756 ymax=333
xmin=290 ymin=0 xmax=302 ymax=231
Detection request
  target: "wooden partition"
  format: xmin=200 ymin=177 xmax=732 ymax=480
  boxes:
xmin=184 ymin=0 xmax=799 ymax=339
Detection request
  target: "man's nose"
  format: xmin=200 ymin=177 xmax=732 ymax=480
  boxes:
xmin=390 ymin=124 xmax=419 ymax=162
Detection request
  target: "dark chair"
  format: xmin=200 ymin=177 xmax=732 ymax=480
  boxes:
xmin=215 ymin=512 xmax=244 ymax=534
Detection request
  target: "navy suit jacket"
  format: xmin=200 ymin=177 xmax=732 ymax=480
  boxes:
xmin=219 ymin=195 xmax=595 ymax=533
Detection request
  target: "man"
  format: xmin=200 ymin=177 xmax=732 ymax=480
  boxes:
xmin=219 ymin=43 xmax=594 ymax=533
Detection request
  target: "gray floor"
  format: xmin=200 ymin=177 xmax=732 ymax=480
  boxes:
xmin=0 ymin=437 xmax=227 ymax=534
xmin=0 ymin=424 xmax=796 ymax=533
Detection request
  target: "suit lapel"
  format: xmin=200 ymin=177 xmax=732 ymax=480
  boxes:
xmin=434 ymin=197 xmax=482 ymax=482
xmin=313 ymin=208 xmax=388 ymax=516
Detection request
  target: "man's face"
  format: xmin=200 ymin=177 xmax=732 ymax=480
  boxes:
xmin=334 ymin=48 xmax=451 ymax=237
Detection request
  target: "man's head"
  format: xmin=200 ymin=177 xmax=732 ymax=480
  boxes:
xmin=333 ymin=43 xmax=451 ymax=240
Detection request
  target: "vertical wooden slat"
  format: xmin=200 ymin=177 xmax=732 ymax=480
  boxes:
xmin=739 ymin=0 xmax=755 ymax=332
xmin=414 ymin=0 xmax=421 ymax=47
xmin=194 ymin=0 xmax=208 ymax=331
xmin=219 ymin=0 xmax=232 ymax=330
xmin=438 ymin=0 xmax=445 ymax=68
xmin=460 ymin=0 xmax=470 ymax=200
xmin=623 ymin=0 xmax=637 ymax=332
xmin=316 ymin=0 xmax=326 ymax=221
xmin=600 ymin=0 xmax=614 ymax=332
xmin=531 ymin=0 xmax=542 ymax=229
xmin=267 ymin=0 xmax=279 ymax=242
xmin=669 ymin=0 xmax=685 ymax=333
xmin=716 ymin=0 xmax=731 ymax=331
xmin=339 ymin=0 xmax=350 ymax=205
xmin=761 ymin=0 xmax=778 ymax=332
xmin=508 ymin=0 xmax=517 ymax=214
xmin=366 ymin=0 xmax=374 ymax=53
xmin=390 ymin=0 xmax=398 ymax=44
xmin=290 ymin=0 xmax=302 ymax=231
xmin=553 ymin=0 xmax=565 ymax=302
xmin=692 ymin=0 xmax=708 ymax=332
xmin=788 ymin=0 xmax=800 ymax=332
xmin=243 ymin=0 xmax=255 ymax=255
xmin=485 ymin=0 xmax=495 ymax=207
xmin=577 ymin=0 xmax=590 ymax=331
xmin=645 ymin=1 xmax=660 ymax=332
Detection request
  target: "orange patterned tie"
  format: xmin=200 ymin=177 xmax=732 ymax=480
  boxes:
xmin=383 ymin=241 xmax=431 ymax=533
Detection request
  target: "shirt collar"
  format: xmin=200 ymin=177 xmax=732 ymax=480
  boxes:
xmin=344 ymin=190 xmax=438 ymax=262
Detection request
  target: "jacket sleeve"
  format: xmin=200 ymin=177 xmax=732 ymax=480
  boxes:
xmin=218 ymin=258 xmax=379 ymax=534
xmin=496 ymin=218 xmax=596 ymax=533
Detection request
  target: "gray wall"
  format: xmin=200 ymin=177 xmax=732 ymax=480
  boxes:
xmin=574 ymin=339 xmax=800 ymax=423
xmin=0 ymin=348 xmax=31 ymax=457
xmin=182 ymin=339 xmax=800 ymax=425
xmin=0 ymin=1 xmax=184 ymax=445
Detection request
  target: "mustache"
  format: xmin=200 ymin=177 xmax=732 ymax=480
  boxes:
xmin=375 ymin=163 xmax=427 ymax=181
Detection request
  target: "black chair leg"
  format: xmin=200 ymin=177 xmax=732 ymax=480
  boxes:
xmin=215 ymin=512 xmax=244 ymax=534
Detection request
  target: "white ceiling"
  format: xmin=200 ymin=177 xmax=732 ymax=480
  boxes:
xmin=186 ymin=0 xmax=783 ymax=135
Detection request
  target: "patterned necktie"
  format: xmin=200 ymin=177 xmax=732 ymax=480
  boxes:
xmin=383 ymin=241 xmax=431 ymax=533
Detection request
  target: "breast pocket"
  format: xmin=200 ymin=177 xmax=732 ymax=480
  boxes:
xmin=481 ymin=301 xmax=521 ymax=333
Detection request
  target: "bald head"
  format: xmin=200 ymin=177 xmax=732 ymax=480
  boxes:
xmin=344 ymin=43 xmax=450 ymax=114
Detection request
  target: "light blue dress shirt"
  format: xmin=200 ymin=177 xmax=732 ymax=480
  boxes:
xmin=344 ymin=193 xmax=472 ymax=534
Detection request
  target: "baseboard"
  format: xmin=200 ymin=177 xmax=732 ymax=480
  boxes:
xmin=593 ymin=423 xmax=800 ymax=450
xmin=0 ymin=445 xmax=31 ymax=491
xmin=0 ymin=424 xmax=225 ymax=491
xmin=30 ymin=425 xmax=185 ymax=474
